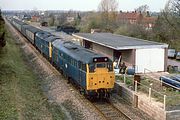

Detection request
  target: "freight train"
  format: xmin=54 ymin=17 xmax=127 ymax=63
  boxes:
xmin=10 ymin=17 xmax=115 ymax=98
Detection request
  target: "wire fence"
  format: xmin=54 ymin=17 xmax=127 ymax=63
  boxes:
xmin=116 ymin=72 xmax=180 ymax=111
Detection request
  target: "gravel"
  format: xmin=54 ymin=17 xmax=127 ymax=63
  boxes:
xmin=7 ymin=19 xmax=154 ymax=120
xmin=111 ymin=94 xmax=154 ymax=120
xmin=6 ymin=20 xmax=104 ymax=120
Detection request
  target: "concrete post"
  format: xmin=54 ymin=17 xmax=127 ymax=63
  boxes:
xmin=135 ymin=81 xmax=138 ymax=92
xmin=149 ymin=88 xmax=151 ymax=102
xmin=164 ymin=95 xmax=166 ymax=110
xmin=123 ymin=74 xmax=126 ymax=84
xmin=144 ymin=68 xmax=146 ymax=74
xmin=160 ymin=77 xmax=163 ymax=87
xmin=161 ymin=79 xmax=162 ymax=87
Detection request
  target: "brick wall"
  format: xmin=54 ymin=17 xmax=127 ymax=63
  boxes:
xmin=121 ymin=49 xmax=136 ymax=65
xmin=138 ymin=96 xmax=166 ymax=120
xmin=166 ymin=110 xmax=180 ymax=120
xmin=115 ymin=82 xmax=180 ymax=120
xmin=115 ymin=83 xmax=180 ymax=120
xmin=114 ymin=83 xmax=134 ymax=104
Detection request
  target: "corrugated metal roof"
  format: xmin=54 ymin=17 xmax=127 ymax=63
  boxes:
xmin=73 ymin=33 xmax=168 ymax=50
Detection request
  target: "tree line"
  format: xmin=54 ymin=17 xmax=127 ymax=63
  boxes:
xmin=48 ymin=0 xmax=180 ymax=50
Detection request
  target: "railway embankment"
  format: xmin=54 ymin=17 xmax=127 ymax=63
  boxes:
xmin=3 ymin=18 xmax=105 ymax=120
xmin=0 ymin=24 xmax=69 ymax=119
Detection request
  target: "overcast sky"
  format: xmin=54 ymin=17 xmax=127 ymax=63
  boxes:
xmin=0 ymin=0 xmax=168 ymax=12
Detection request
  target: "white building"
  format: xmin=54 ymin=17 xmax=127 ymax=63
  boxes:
xmin=73 ymin=33 xmax=168 ymax=73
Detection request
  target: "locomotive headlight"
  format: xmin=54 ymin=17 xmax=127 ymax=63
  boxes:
xmin=104 ymin=58 xmax=107 ymax=61
xmin=94 ymin=59 xmax=97 ymax=62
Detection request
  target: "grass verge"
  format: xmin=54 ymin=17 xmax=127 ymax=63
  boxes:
xmin=0 ymin=25 xmax=67 ymax=120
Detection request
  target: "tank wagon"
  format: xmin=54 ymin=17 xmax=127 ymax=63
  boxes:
xmin=10 ymin=18 xmax=115 ymax=98
xmin=160 ymin=76 xmax=180 ymax=89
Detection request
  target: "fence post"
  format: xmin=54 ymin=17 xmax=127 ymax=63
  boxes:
xmin=160 ymin=77 xmax=163 ymax=86
xmin=135 ymin=81 xmax=137 ymax=92
xmin=164 ymin=95 xmax=166 ymax=110
xmin=144 ymin=68 xmax=146 ymax=78
xmin=149 ymin=88 xmax=152 ymax=102
xmin=123 ymin=74 xmax=126 ymax=84
xmin=144 ymin=68 xmax=145 ymax=74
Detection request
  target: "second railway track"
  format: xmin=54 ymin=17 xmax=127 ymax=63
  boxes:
xmin=92 ymin=99 xmax=131 ymax=120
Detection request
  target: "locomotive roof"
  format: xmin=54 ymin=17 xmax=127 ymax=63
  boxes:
xmin=36 ymin=31 xmax=52 ymax=39
xmin=52 ymin=40 xmax=110 ymax=63
xmin=44 ymin=35 xmax=61 ymax=42
xmin=36 ymin=32 xmax=61 ymax=42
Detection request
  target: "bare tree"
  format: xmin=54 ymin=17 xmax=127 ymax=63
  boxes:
xmin=57 ymin=12 xmax=68 ymax=25
xmin=153 ymin=0 xmax=180 ymax=49
xmin=98 ymin=0 xmax=118 ymax=12
xmin=166 ymin=0 xmax=180 ymax=15
xmin=162 ymin=0 xmax=180 ymax=36
xmin=98 ymin=0 xmax=119 ymax=29
xmin=135 ymin=5 xmax=149 ymax=16
xmin=48 ymin=13 xmax=55 ymax=26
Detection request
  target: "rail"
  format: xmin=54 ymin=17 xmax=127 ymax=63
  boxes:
xmin=7 ymin=18 xmax=132 ymax=119
xmin=91 ymin=99 xmax=131 ymax=120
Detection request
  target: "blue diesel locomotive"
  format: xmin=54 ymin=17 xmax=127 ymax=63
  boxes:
xmin=10 ymin=18 xmax=115 ymax=98
xmin=35 ymin=32 xmax=60 ymax=60
xmin=52 ymin=40 xmax=115 ymax=98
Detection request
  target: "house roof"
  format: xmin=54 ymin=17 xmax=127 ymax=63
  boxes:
xmin=118 ymin=12 xmax=141 ymax=20
xmin=73 ymin=33 xmax=168 ymax=50
xmin=142 ymin=17 xmax=157 ymax=23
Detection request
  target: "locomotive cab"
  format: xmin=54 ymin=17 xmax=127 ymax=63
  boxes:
xmin=86 ymin=57 xmax=115 ymax=98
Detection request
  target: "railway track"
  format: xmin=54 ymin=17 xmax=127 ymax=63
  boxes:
xmin=91 ymin=99 xmax=131 ymax=120
xmin=6 ymin=19 xmax=132 ymax=120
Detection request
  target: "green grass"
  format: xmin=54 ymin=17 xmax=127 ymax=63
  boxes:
xmin=0 ymin=26 xmax=67 ymax=119
xmin=137 ymin=77 xmax=180 ymax=109
xmin=116 ymin=75 xmax=134 ymax=86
